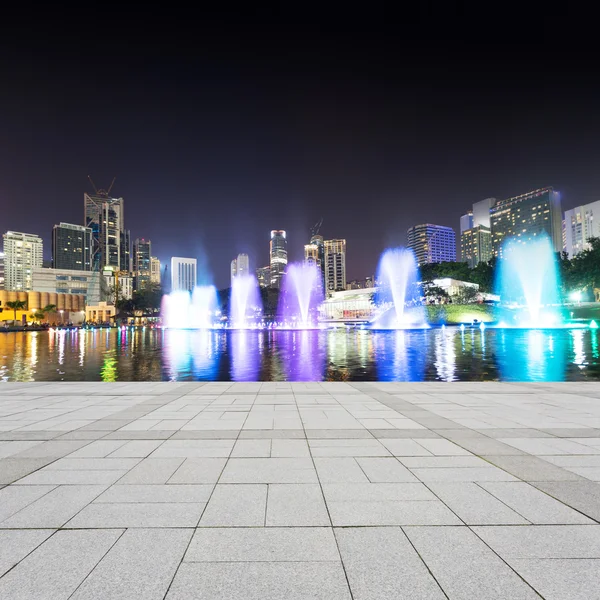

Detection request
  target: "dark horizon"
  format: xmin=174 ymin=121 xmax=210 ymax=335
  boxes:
xmin=1 ymin=9 xmax=598 ymax=288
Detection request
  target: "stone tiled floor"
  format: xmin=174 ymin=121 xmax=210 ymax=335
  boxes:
xmin=0 ymin=381 xmax=599 ymax=598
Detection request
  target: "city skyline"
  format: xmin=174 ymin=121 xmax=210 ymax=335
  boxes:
xmin=2 ymin=13 xmax=599 ymax=289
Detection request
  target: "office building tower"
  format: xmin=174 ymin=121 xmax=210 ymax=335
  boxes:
xmin=564 ymin=200 xmax=600 ymax=258
xmin=256 ymin=266 xmax=271 ymax=288
xmin=460 ymin=212 xmax=474 ymax=234
xmin=472 ymin=197 xmax=496 ymax=228
xmin=269 ymin=230 xmax=287 ymax=289
xmin=84 ymin=189 xmax=130 ymax=272
xmin=150 ymin=257 xmax=161 ymax=284
xmin=461 ymin=226 xmax=492 ymax=268
xmin=407 ymin=224 xmax=456 ymax=265
xmin=2 ymin=231 xmax=43 ymax=291
xmin=32 ymin=267 xmax=102 ymax=304
xmin=304 ymin=243 xmax=320 ymax=266
xmin=490 ymin=187 xmax=562 ymax=256
xmin=171 ymin=257 xmax=197 ymax=292
xmin=52 ymin=223 xmax=92 ymax=271
xmin=0 ymin=251 xmax=4 ymax=289
xmin=102 ymin=267 xmax=133 ymax=302
xmin=231 ymin=253 xmax=249 ymax=286
xmin=132 ymin=238 xmax=152 ymax=291
xmin=324 ymin=239 xmax=347 ymax=293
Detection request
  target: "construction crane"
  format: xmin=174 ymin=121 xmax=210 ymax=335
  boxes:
xmin=310 ymin=217 xmax=323 ymax=238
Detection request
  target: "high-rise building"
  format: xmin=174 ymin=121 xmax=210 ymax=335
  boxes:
xmin=563 ymin=200 xmax=600 ymax=258
xmin=2 ymin=231 xmax=43 ymax=291
xmin=459 ymin=198 xmax=496 ymax=267
xmin=269 ymin=230 xmax=287 ymax=289
xmin=0 ymin=251 xmax=4 ymax=290
xmin=461 ymin=226 xmax=492 ymax=268
xmin=84 ymin=190 xmax=130 ymax=272
xmin=171 ymin=257 xmax=196 ymax=292
xmin=407 ymin=224 xmax=456 ymax=265
xmin=231 ymin=253 xmax=249 ymax=286
xmin=150 ymin=257 xmax=161 ymax=284
xmin=32 ymin=267 xmax=103 ymax=305
xmin=256 ymin=266 xmax=271 ymax=288
xmin=460 ymin=212 xmax=474 ymax=234
xmin=102 ymin=267 xmax=133 ymax=301
xmin=324 ymin=239 xmax=346 ymax=293
xmin=132 ymin=238 xmax=152 ymax=291
xmin=490 ymin=187 xmax=562 ymax=256
xmin=52 ymin=223 xmax=92 ymax=271
xmin=304 ymin=243 xmax=320 ymax=266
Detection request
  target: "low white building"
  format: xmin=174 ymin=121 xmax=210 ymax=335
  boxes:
xmin=85 ymin=301 xmax=116 ymax=323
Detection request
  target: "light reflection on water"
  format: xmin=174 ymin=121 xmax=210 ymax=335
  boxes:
xmin=1 ymin=327 xmax=600 ymax=382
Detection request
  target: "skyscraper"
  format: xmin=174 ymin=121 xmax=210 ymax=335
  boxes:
xmin=2 ymin=231 xmax=43 ymax=291
xmin=324 ymin=239 xmax=346 ymax=293
xmin=231 ymin=253 xmax=249 ymax=286
xmin=407 ymin=224 xmax=456 ymax=265
xmin=459 ymin=198 xmax=496 ymax=267
xmin=305 ymin=234 xmax=325 ymax=290
xmin=171 ymin=257 xmax=197 ymax=292
xmin=0 ymin=252 xmax=5 ymax=290
xmin=269 ymin=230 xmax=287 ymax=289
xmin=490 ymin=187 xmax=562 ymax=256
xmin=150 ymin=257 xmax=161 ymax=284
xmin=52 ymin=223 xmax=92 ymax=271
xmin=132 ymin=238 xmax=152 ymax=290
xmin=563 ymin=200 xmax=600 ymax=258
xmin=84 ymin=189 xmax=130 ymax=272
xmin=256 ymin=266 xmax=271 ymax=288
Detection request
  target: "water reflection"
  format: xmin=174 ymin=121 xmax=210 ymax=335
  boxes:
xmin=230 ymin=331 xmax=260 ymax=381
xmin=375 ymin=330 xmax=427 ymax=381
xmin=496 ymin=329 xmax=567 ymax=381
xmin=0 ymin=327 xmax=598 ymax=382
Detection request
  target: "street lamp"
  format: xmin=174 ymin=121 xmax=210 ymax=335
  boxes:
xmin=59 ymin=309 xmax=64 ymax=325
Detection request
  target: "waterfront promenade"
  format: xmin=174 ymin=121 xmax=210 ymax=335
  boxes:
xmin=0 ymin=381 xmax=599 ymax=599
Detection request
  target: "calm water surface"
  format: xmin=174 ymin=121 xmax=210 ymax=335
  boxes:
xmin=1 ymin=327 xmax=600 ymax=382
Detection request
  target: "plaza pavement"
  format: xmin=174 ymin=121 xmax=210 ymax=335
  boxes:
xmin=0 ymin=382 xmax=600 ymax=599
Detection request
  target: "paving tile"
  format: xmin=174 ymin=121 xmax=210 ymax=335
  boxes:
xmin=165 ymin=562 xmax=351 ymax=600
xmin=44 ymin=457 xmax=141 ymax=470
xmin=483 ymin=455 xmax=583 ymax=481
xmin=414 ymin=438 xmax=472 ymax=455
xmin=116 ymin=458 xmax=185 ymax=484
xmin=507 ymin=558 xmax=600 ymax=600
xmin=230 ymin=439 xmax=271 ymax=457
xmin=473 ymin=524 xmax=600 ymax=558
xmin=107 ymin=440 xmax=164 ymax=457
xmin=427 ymin=482 xmax=529 ymax=524
xmin=0 ymin=457 xmax=55 ymax=484
xmin=0 ymin=484 xmax=56 ymax=522
xmin=185 ymin=527 xmax=338 ymax=562
xmin=67 ymin=440 xmax=129 ymax=457
xmin=378 ymin=439 xmax=433 ymax=456
xmin=335 ymin=527 xmax=446 ymax=599
xmin=199 ymin=484 xmax=267 ymax=526
xmin=480 ymin=481 xmax=594 ymax=524
xmin=94 ymin=484 xmax=213 ymax=504
xmin=400 ymin=456 xmax=490 ymax=467
xmin=404 ymin=526 xmax=540 ymax=599
xmin=70 ymin=528 xmax=192 ymax=600
xmin=266 ymin=484 xmax=330 ymax=526
xmin=532 ymin=481 xmax=600 ymax=521
xmin=0 ymin=529 xmax=55 ymax=577
xmin=14 ymin=469 xmax=126 ymax=486
xmin=219 ymin=458 xmax=318 ymax=483
xmin=1 ymin=484 xmax=107 ymax=528
xmin=67 ymin=502 xmax=206 ymax=528
xmin=355 ymin=457 xmax=418 ymax=482
xmin=0 ymin=529 xmax=123 ymax=600
xmin=270 ymin=439 xmax=310 ymax=457
xmin=313 ymin=457 xmax=369 ymax=483
xmin=167 ymin=458 xmax=227 ymax=483
xmin=410 ymin=466 xmax=518 ymax=482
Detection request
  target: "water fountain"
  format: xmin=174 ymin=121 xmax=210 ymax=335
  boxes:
xmin=495 ymin=235 xmax=564 ymax=328
xmin=230 ymin=274 xmax=262 ymax=328
xmin=371 ymin=247 xmax=428 ymax=329
xmin=278 ymin=263 xmax=324 ymax=328
xmin=161 ymin=285 xmax=219 ymax=329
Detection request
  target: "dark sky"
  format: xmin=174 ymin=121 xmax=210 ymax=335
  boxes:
xmin=1 ymin=7 xmax=598 ymax=288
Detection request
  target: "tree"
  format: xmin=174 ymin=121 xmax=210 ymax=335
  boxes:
xmin=470 ymin=257 xmax=496 ymax=293
xmin=6 ymin=300 xmax=27 ymax=322
xmin=566 ymin=238 xmax=600 ymax=297
xmin=43 ymin=304 xmax=57 ymax=322
xmin=32 ymin=311 xmax=46 ymax=323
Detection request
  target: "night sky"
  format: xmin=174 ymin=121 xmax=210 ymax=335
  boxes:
xmin=1 ymin=9 xmax=598 ymax=289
